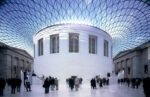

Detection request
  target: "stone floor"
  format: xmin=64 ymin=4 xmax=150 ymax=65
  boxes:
xmin=2 ymin=83 xmax=145 ymax=97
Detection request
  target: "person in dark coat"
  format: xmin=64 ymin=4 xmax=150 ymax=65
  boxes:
xmin=69 ymin=78 xmax=74 ymax=90
xmin=103 ymin=78 xmax=106 ymax=86
xmin=91 ymin=78 xmax=96 ymax=89
xmin=16 ymin=78 xmax=22 ymax=92
xmin=50 ymin=78 xmax=55 ymax=90
xmin=120 ymin=79 xmax=123 ymax=85
xmin=25 ymin=78 xmax=31 ymax=92
xmin=118 ymin=79 xmax=120 ymax=84
xmin=99 ymin=78 xmax=103 ymax=88
xmin=135 ymin=78 xmax=140 ymax=89
xmin=6 ymin=79 xmax=11 ymax=87
xmin=106 ymin=78 xmax=109 ymax=85
xmin=131 ymin=78 xmax=136 ymax=88
xmin=0 ymin=78 xmax=6 ymax=96
xmin=143 ymin=77 xmax=150 ymax=97
xmin=10 ymin=78 xmax=17 ymax=94
xmin=43 ymin=78 xmax=50 ymax=93
xmin=79 ymin=78 xmax=83 ymax=84
xmin=126 ymin=78 xmax=130 ymax=87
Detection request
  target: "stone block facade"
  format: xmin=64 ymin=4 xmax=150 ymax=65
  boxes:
xmin=113 ymin=41 xmax=150 ymax=78
xmin=0 ymin=42 xmax=33 ymax=79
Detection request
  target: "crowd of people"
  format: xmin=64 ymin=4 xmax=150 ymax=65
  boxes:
xmin=0 ymin=77 xmax=31 ymax=96
xmin=66 ymin=76 xmax=83 ymax=91
xmin=90 ymin=76 xmax=109 ymax=89
xmin=7 ymin=78 xmax=22 ymax=94
xmin=1 ymin=75 xmax=150 ymax=97
xmin=117 ymin=78 xmax=142 ymax=88
xmin=43 ymin=76 xmax=58 ymax=93
xmin=118 ymin=77 xmax=150 ymax=97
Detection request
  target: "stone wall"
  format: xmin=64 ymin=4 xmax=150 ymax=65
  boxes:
xmin=0 ymin=47 xmax=33 ymax=79
xmin=113 ymin=48 xmax=150 ymax=78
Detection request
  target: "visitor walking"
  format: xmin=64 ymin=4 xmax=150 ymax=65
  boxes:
xmin=54 ymin=78 xmax=58 ymax=90
xmin=143 ymin=77 xmax=150 ymax=97
xmin=69 ymin=78 xmax=75 ymax=90
xmin=50 ymin=77 xmax=55 ymax=91
xmin=0 ymin=78 xmax=6 ymax=96
xmin=75 ymin=78 xmax=80 ymax=91
xmin=10 ymin=78 xmax=16 ymax=94
xmin=126 ymin=78 xmax=130 ymax=87
xmin=91 ymin=78 xmax=96 ymax=89
xmin=43 ymin=77 xmax=50 ymax=93
xmin=99 ymin=78 xmax=103 ymax=87
xmin=16 ymin=78 xmax=22 ymax=92
xmin=25 ymin=78 xmax=31 ymax=92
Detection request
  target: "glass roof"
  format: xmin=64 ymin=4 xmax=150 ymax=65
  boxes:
xmin=0 ymin=0 xmax=150 ymax=57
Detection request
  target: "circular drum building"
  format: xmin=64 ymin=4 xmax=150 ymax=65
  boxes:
xmin=33 ymin=23 xmax=113 ymax=82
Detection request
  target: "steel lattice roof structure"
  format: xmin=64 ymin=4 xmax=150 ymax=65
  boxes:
xmin=0 ymin=0 xmax=150 ymax=57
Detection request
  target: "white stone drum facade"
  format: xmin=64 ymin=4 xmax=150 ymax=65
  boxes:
xmin=33 ymin=23 xmax=113 ymax=82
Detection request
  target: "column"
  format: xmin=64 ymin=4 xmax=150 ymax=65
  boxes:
xmin=124 ymin=59 xmax=128 ymax=78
